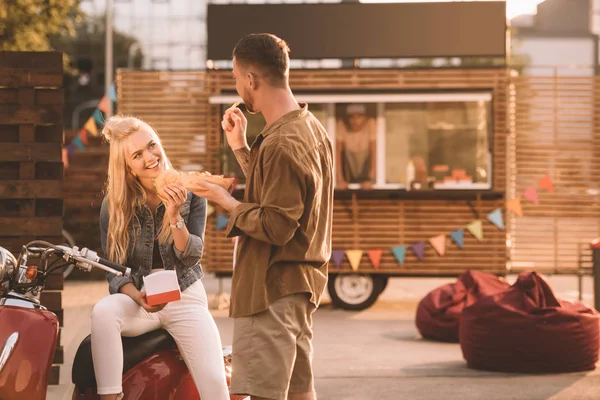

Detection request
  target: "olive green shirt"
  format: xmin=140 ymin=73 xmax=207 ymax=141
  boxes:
xmin=226 ymin=103 xmax=334 ymax=318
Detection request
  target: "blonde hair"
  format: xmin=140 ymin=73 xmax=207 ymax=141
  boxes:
xmin=101 ymin=115 xmax=173 ymax=263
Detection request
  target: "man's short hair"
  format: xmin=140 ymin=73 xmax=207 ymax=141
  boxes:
xmin=233 ymin=33 xmax=290 ymax=87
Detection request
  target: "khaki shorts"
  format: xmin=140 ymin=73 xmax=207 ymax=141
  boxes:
xmin=230 ymin=293 xmax=315 ymax=400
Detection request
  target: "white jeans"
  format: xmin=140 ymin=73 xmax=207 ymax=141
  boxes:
xmin=90 ymin=279 xmax=229 ymax=399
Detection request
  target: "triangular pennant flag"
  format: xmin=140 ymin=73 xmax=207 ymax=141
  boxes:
xmin=391 ymin=246 xmax=406 ymax=265
xmin=216 ymin=213 xmax=229 ymax=231
xmin=412 ymin=242 xmax=425 ymax=261
xmin=84 ymin=117 xmax=98 ymax=137
xmin=346 ymin=250 xmax=363 ymax=272
xmin=506 ymin=197 xmax=523 ymax=217
xmin=72 ymin=136 xmax=85 ymax=151
xmin=466 ymin=220 xmax=484 ymax=241
xmin=331 ymin=250 xmax=345 ymax=269
xmin=98 ymin=95 xmax=111 ymax=114
xmin=206 ymin=204 xmax=215 ymax=217
xmin=93 ymin=108 xmax=105 ymax=126
xmin=451 ymin=229 xmax=464 ymax=249
xmin=367 ymin=249 xmax=383 ymax=270
xmin=523 ymin=186 xmax=539 ymax=205
xmin=66 ymin=143 xmax=76 ymax=157
xmin=429 ymin=234 xmax=446 ymax=256
xmin=487 ymin=208 xmax=505 ymax=230
xmin=78 ymin=128 xmax=88 ymax=145
xmin=108 ymin=83 xmax=117 ymax=102
xmin=62 ymin=148 xmax=69 ymax=168
xmin=538 ymin=174 xmax=555 ymax=193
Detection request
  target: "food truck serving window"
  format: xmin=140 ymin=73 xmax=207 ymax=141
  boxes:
xmin=211 ymin=92 xmax=493 ymax=191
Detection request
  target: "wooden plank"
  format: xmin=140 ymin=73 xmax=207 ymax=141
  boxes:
xmin=19 ymin=162 xmax=35 ymax=180
xmin=0 ymin=199 xmax=34 ymax=217
xmin=0 ymin=143 xmax=61 ymax=162
xmin=18 ymin=88 xmax=35 ymax=107
xmin=36 ymin=89 xmax=64 ymax=105
xmin=0 ymin=217 xmax=62 ymax=236
xmin=0 ymin=52 xmax=63 ymax=72
xmin=0 ymin=125 xmax=19 ymax=142
xmin=40 ymin=291 xmax=62 ymax=311
xmin=35 ymin=124 xmax=63 ymax=143
xmin=47 ymin=365 xmax=60 ymax=385
xmin=19 ymin=125 xmax=35 ymax=142
xmin=52 ymin=345 xmax=64 ymax=364
xmin=0 ymin=104 xmax=63 ymax=125
xmin=45 ymin=271 xmax=64 ymax=291
xmin=0 ymin=180 xmax=62 ymax=198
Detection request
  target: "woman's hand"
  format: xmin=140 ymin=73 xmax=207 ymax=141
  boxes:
xmin=162 ymin=184 xmax=187 ymax=222
xmin=119 ymin=282 xmax=166 ymax=313
xmin=136 ymin=289 xmax=167 ymax=313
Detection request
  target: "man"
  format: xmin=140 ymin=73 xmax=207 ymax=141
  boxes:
xmin=193 ymin=33 xmax=334 ymax=400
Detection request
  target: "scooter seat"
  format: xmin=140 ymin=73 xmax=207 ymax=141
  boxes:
xmin=72 ymin=329 xmax=176 ymax=390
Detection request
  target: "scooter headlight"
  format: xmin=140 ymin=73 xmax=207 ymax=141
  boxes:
xmin=0 ymin=247 xmax=17 ymax=285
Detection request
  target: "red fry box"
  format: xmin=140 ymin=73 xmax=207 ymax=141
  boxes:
xmin=143 ymin=270 xmax=181 ymax=306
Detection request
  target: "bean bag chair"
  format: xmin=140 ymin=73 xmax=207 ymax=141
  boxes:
xmin=460 ymin=271 xmax=600 ymax=373
xmin=415 ymin=270 xmax=510 ymax=342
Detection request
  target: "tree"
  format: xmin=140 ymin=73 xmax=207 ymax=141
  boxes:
xmin=0 ymin=0 xmax=82 ymax=51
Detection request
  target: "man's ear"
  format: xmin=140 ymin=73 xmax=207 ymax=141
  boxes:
xmin=247 ymin=72 xmax=259 ymax=90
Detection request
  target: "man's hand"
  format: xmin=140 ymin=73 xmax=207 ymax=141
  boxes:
xmin=192 ymin=180 xmax=241 ymax=212
xmin=222 ymin=106 xmax=248 ymax=150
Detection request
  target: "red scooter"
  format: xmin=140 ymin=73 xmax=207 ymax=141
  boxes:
xmin=0 ymin=241 xmax=245 ymax=400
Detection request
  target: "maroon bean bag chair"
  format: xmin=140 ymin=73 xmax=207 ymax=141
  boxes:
xmin=415 ymin=270 xmax=510 ymax=342
xmin=460 ymin=271 xmax=600 ymax=373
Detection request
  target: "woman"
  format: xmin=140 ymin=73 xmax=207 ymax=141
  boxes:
xmin=91 ymin=115 xmax=229 ymax=400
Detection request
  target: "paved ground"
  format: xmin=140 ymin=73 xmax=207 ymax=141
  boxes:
xmin=48 ymin=274 xmax=600 ymax=400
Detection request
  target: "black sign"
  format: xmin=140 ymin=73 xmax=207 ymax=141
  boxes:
xmin=207 ymin=2 xmax=506 ymax=61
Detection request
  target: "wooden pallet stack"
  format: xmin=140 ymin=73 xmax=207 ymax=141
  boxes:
xmin=0 ymin=51 xmax=65 ymax=384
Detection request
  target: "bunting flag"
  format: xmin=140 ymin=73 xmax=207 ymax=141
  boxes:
xmin=206 ymin=204 xmax=215 ymax=217
xmin=367 ymin=249 xmax=383 ymax=270
xmin=487 ymin=208 xmax=504 ymax=230
xmin=93 ymin=108 xmax=105 ymax=126
xmin=467 ymin=220 xmax=483 ymax=241
xmin=391 ymin=246 xmax=406 ymax=265
xmin=72 ymin=136 xmax=85 ymax=151
xmin=523 ymin=186 xmax=539 ymax=205
xmin=98 ymin=95 xmax=111 ymax=115
xmin=451 ymin=229 xmax=464 ymax=249
xmin=506 ymin=197 xmax=523 ymax=217
xmin=538 ymin=174 xmax=555 ymax=193
xmin=346 ymin=250 xmax=363 ymax=272
xmin=412 ymin=242 xmax=425 ymax=261
xmin=84 ymin=117 xmax=99 ymax=137
xmin=63 ymin=83 xmax=119 ymax=168
xmin=216 ymin=213 xmax=229 ymax=231
xmin=78 ymin=128 xmax=88 ymax=145
xmin=108 ymin=83 xmax=117 ymax=102
xmin=429 ymin=234 xmax=446 ymax=256
xmin=331 ymin=250 xmax=345 ymax=269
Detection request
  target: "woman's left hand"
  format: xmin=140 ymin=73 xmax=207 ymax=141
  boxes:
xmin=162 ymin=184 xmax=187 ymax=221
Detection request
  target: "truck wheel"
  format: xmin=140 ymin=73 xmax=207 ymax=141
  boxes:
xmin=327 ymin=274 xmax=385 ymax=311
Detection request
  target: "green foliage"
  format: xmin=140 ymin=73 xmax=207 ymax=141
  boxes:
xmin=0 ymin=0 xmax=82 ymax=51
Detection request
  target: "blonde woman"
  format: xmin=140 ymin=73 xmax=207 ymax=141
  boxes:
xmin=91 ymin=115 xmax=229 ymax=400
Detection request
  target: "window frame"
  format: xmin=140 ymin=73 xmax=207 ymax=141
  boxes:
xmin=210 ymin=91 xmax=494 ymax=191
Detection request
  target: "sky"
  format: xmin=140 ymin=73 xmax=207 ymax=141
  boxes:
xmin=358 ymin=0 xmax=547 ymax=20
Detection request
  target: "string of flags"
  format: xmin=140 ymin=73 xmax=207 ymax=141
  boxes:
xmin=327 ymin=174 xmax=556 ymax=271
xmin=214 ymin=175 xmax=555 ymax=263
xmin=62 ymin=84 xmax=118 ymax=168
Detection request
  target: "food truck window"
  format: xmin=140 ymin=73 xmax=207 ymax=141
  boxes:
xmin=335 ymin=103 xmax=377 ymax=190
xmin=383 ymin=98 xmax=492 ymax=190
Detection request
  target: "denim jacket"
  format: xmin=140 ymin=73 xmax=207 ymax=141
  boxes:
xmin=99 ymin=192 xmax=205 ymax=295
